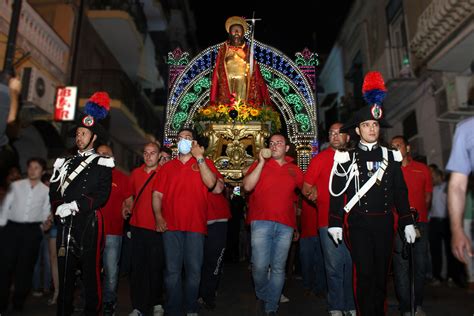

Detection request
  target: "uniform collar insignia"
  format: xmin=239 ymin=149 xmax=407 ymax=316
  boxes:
xmin=77 ymin=148 xmax=95 ymax=157
xmin=358 ymin=142 xmax=379 ymax=152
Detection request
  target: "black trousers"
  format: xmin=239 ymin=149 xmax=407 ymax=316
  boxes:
xmin=130 ymin=226 xmax=164 ymax=314
xmin=0 ymin=221 xmax=42 ymax=312
xmin=56 ymin=213 xmax=103 ymax=316
xmin=199 ymin=222 xmax=228 ymax=304
xmin=347 ymin=211 xmax=394 ymax=316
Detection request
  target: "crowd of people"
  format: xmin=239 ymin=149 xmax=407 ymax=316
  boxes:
xmin=0 ymin=16 xmax=473 ymax=316
xmin=0 ymin=111 xmax=472 ymax=316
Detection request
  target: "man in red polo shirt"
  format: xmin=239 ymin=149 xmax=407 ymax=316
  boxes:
xmin=298 ymin=199 xmax=326 ymax=297
xmin=243 ymin=133 xmax=303 ymax=316
xmin=96 ymin=145 xmax=131 ymax=316
xmin=391 ymin=135 xmax=432 ymax=316
xmin=152 ymin=128 xmax=220 ymax=316
xmin=198 ymin=177 xmax=230 ymax=310
xmin=302 ymin=122 xmax=355 ymax=316
xmin=122 ymin=142 xmax=164 ymax=316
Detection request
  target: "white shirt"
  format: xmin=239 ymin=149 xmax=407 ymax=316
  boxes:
xmin=0 ymin=178 xmax=50 ymax=225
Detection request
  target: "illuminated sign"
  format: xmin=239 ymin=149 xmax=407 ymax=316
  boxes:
xmin=54 ymin=86 xmax=77 ymax=121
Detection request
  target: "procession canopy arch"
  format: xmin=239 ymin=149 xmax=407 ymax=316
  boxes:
xmin=165 ymin=35 xmax=319 ymax=175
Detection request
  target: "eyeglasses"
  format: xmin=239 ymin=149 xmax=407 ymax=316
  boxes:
xmin=328 ymin=131 xmax=343 ymax=137
xmin=269 ymin=141 xmax=285 ymax=147
xmin=159 ymin=156 xmax=171 ymax=161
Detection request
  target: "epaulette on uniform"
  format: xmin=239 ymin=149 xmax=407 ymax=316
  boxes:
xmin=334 ymin=149 xmax=351 ymax=163
xmin=389 ymin=149 xmax=403 ymax=162
xmin=97 ymin=156 xmax=115 ymax=168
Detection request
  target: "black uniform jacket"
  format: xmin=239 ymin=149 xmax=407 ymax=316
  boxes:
xmin=49 ymin=154 xmax=112 ymax=219
xmin=329 ymin=144 xmax=414 ymax=229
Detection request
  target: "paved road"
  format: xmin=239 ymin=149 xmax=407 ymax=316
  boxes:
xmin=5 ymin=262 xmax=474 ymax=315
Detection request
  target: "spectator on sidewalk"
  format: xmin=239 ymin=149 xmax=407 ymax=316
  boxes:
xmin=0 ymin=70 xmax=21 ymax=178
xmin=0 ymin=157 xmax=51 ymax=313
xmin=447 ymin=117 xmax=474 ymax=265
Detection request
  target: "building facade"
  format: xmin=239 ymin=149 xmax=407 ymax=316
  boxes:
xmin=319 ymin=0 xmax=474 ymax=167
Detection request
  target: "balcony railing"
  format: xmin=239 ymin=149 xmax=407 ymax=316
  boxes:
xmin=78 ymin=68 xmax=158 ymax=136
xmin=410 ymin=0 xmax=474 ymax=62
xmin=88 ymin=0 xmax=148 ymax=35
xmin=0 ymin=0 xmax=69 ymax=75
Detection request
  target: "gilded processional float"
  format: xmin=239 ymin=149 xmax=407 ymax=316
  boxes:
xmin=164 ymin=16 xmax=319 ymax=184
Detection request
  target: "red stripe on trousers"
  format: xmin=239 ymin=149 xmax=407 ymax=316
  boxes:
xmin=95 ymin=211 xmax=103 ymax=312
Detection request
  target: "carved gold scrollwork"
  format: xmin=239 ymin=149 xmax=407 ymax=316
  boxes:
xmin=202 ymin=122 xmax=270 ymax=185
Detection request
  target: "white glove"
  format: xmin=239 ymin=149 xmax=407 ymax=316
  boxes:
xmin=328 ymin=227 xmax=343 ymax=244
xmin=55 ymin=201 xmax=79 ymax=218
xmin=404 ymin=224 xmax=417 ymax=244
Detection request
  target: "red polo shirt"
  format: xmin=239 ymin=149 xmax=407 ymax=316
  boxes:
xmin=207 ymin=193 xmax=231 ymax=221
xmin=246 ymin=157 xmax=303 ymax=229
xmin=102 ymin=169 xmax=131 ymax=235
xmin=401 ymin=159 xmax=433 ymax=222
xmin=153 ymin=157 xmax=219 ymax=234
xmin=300 ymin=199 xmax=318 ymax=238
xmin=129 ymin=164 xmax=159 ymax=231
xmin=303 ymin=148 xmax=335 ymax=228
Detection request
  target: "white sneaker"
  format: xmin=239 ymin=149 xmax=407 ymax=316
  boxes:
xmin=329 ymin=311 xmax=343 ymax=316
xmin=153 ymin=305 xmax=164 ymax=316
xmin=345 ymin=311 xmax=356 ymax=316
xmin=186 ymin=313 xmax=199 ymax=316
xmin=129 ymin=309 xmax=143 ymax=316
xmin=280 ymin=294 xmax=290 ymax=303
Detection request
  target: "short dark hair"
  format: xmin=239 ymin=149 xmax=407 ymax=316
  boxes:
xmin=269 ymin=133 xmax=289 ymax=145
xmin=160 ymin=147 xmax=172 ymax=156
xmin=392 ymin=135 xmax=409 ymax=146
xmin=177 ymin=128 xmax=197 ymax=140
xmin=27 ymin=157 xmax=47 ymax=171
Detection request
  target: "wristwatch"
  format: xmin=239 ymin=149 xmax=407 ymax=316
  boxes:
xmin=197 ymin=157 xmax=205 ymax=165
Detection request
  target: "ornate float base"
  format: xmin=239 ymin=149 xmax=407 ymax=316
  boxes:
xmin=201 ymin=121 xmax=270 ymax=184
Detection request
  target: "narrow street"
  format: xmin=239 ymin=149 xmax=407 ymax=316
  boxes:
xmin=10 ymin=262 xmax=474 ymax=316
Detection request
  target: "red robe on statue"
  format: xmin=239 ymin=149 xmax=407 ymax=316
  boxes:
xmin=209 ymin=42 xmax=272 ymax=106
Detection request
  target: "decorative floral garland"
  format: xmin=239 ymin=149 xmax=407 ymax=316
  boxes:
xmin=194 ymin=95 xmax=281 ymax=133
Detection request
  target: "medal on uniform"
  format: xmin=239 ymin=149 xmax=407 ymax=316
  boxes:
xmin=366 ymin=161 xmax=381 ymax=177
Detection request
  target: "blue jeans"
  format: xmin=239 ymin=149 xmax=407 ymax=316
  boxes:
xmin=163 ymin=231 xmax=204 ymax=316
xmin=299 ymin=235 xmax=327 ymax=294
xmin=393 ymin=222 xmax=429 ymax=313
xmin=102 ymin=235 xmax=122 ymax=304
xmin=319 ymin=227 xmax=355 ymax=312
xmin=251 ymin=220 xmax=293 ymax=313
xmin=32 ymin=233 xmax=51 ymax=291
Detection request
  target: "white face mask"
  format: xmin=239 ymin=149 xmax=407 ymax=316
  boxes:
xmin=177 ymin=138 xmax=193 ymax=155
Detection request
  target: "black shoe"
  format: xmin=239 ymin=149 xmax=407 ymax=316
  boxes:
xmin=202 ymin=300 xmax=216 ymax=310
xmin=266 ymin=312 xmax=277 ymax=316
xmin=103 ymin=302 xmax=115 ymax=316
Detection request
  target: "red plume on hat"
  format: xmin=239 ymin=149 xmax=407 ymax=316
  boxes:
xmin=362 ymin=71 xmax=387 ymax=105
xmin=84 ymin=91 xmax=110 ymax=120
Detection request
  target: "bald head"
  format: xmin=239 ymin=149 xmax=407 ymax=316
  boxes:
xmin=97 ymin=145 xmax=113 ymax=157
xmin=328 ymin=122 xmax=349 ymax=150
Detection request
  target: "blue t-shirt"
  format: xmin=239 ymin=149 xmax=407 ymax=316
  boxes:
xmin=446 ymin=116 xmax=474 ymax=176
xmin=0 ymin=83 xmax=11 ymax=147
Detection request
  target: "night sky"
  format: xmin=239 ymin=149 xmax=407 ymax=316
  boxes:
xmin=190 ymin=1 xmax=353 ymax=60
